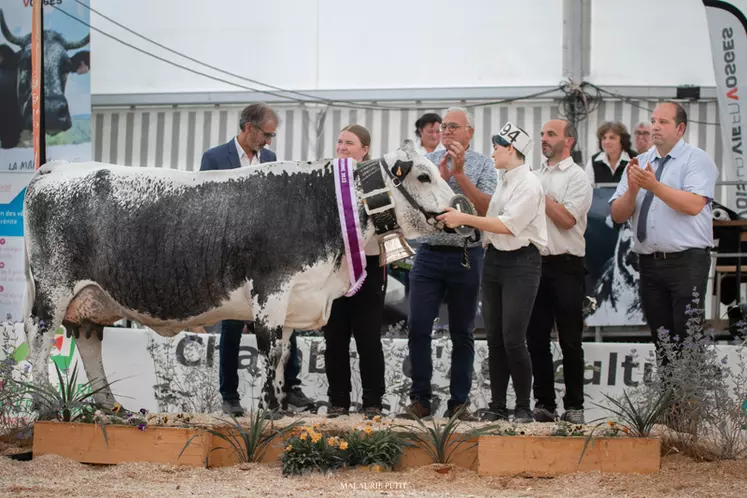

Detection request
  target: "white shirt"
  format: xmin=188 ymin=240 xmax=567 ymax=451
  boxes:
xmin=235 ymin=136 xmax=261 ymax=167
xmin=414 ymin=139 xmax=445 ymax=156
xmin=484 ymin=164 xmax=547 ymax=252
xmin=535 ymin=157 xmax=593 ymax=257
xmin=584 ymin=150 xmax=630 ymax=184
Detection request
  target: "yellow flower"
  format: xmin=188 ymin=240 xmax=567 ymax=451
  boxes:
xmin=311 ymin=432 xmax=322 ymax=443
xmin=607 ymin=421 xmax=616 ymax=427
xmin=286 ymin=444 xmax=293 ymax=451
xmin=339 ymin=441 xmax=349 ymax=450
xmin=364 ymin=426 xmax=373 ymax=435
xmin=622 ymin=427 xmax=629 ymax=434
xmin=112 ymin=403 xmax=121 ymax=413
xmin=327 ymin=437 xmax=338 ymax=447
xmin=299 ymin=432 xmax=308 ymax=440
xmin=372 ymin=415 xmax=382 ymax=423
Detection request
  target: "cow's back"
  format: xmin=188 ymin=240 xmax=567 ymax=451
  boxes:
xmin=24 ymin=160 xmax=345 ymax=321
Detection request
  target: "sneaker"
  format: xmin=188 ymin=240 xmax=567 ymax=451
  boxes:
xmin=221 ymin=399 xmax=245 ymax=417
xmin=285 ymin=388 xmax=315 ymax=412
xmin=532 ymin=404 xmax=558 ymax=423
xmin=513 ymin=407 xmax=534 ymax=424
xmin=481 ymin=406 xmax=509 ymax=422
xmin=326 ymin=405 xmax=350 ymax=418
xmin=560 ymin=409 xmax=585 ymax=425
xmin=396 ymin=399 xmax=431 ymax=420
xmin=443 ymin=404 xmax=478 ymax=422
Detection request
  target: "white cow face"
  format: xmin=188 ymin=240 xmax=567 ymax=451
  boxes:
xmin=381 ymin=140 xmax=455 ymax=239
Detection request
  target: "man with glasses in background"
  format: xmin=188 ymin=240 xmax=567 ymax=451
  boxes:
xmin=200 ymin=102 xmax=316 ymax=417
xmin=400 ymin=107 xmax=497 ymax=420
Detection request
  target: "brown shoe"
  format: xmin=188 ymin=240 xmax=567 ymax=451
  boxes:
xmin=443 ymin=404 xmax=478 ymax=421
xmin=396 ymin=399 xmax=431 ymax=420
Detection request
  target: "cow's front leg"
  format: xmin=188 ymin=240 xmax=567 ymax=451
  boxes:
xmin=75 ymin=323 xmax=116 ymax=408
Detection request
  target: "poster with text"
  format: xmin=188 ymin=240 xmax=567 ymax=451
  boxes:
xmin=0 ymin=0 xmax=91 ymax=321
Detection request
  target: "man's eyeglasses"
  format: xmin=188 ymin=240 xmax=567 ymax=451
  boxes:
xmin=252 ymin=123 xmax=276 ymax=140
xmin=440 ymin=122 xmax=465 ymax=132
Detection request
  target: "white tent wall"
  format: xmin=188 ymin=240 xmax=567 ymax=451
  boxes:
xmin=89 ymin=0 xmax=717 ymax=94
xmin=90 ymin=98 xmax=724 ymax=191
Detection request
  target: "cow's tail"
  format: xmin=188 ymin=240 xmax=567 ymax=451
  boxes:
xmin=22 ymin=236 xmax=36 ymax=330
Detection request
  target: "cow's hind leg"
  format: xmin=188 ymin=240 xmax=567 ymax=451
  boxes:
xmin=74 ymin=322 xmax=116 ymax=408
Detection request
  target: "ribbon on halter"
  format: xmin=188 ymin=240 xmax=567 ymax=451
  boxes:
xmin=333 ymin=158 xmax=367 ymax=296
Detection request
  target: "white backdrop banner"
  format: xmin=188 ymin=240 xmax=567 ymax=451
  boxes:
xmin=3 ymin=326 xmax=744 ymax=423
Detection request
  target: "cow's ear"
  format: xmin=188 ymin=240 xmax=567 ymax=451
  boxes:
xmin=401 ymin=139 xmax=416 ymax=154
xmin=391 ymin=160 xmax=413 ymax=180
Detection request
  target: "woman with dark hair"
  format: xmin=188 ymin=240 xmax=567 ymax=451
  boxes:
xmin=584 ymin=121 xmax=636 ymax=184
xmin=414 ymin=112 xmax=444 ymax=155
xmin=323 ymin=124 xmax=387 ymax=419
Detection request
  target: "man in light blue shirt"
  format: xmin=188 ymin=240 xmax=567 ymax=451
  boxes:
xmin=609 ymin=101 xmax=718 ymax=363
xmin=400 ymin=107 xmax=497 ymax=421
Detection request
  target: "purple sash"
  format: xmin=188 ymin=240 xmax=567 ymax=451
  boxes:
xmin=333 ymin=158 xmax=367 ymax=296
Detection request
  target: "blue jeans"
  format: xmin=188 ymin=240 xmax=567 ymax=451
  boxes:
xmin=219 ymin=320 xmax=301 ymax=402
xmin=407 ymin=245 xmax=484 ymax=410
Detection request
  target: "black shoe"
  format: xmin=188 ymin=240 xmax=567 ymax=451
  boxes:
xmin=326 ymin=405 xmax=349 ymax=418
xmin=560 ymin=409 xmax=585 ymax=425
xmin=532 ymin=404 xmax=558 ymax=423
xmin=285 ymin=388 xmax=315 ymax=412
xmin=443 ymin=404 xmax=478 ymax=422
xmin=221 ymin=399 xmax=245 ymax=417
xmin=513 ymin=407 xmax=534 ymax=424
xmin=362 ymin=406 xmax=383 ymax=420
xmin=481 ymin=406 xmax=509 ymax=422
xmin=396 ymin=399 xmax=431 ymax=420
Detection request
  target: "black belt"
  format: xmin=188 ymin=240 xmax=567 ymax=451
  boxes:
xmin=487 ymin=244 xmax=537 ymax=254
xmin=424 ymin=244 xmax=467 ymax=253
xmin=638 ymin=248 xmax=710 ymax=260
xmin=542 ymin=254 xmax=583 ymax=262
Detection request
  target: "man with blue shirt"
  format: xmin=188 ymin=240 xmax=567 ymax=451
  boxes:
xmin=610 ymin=101 xmax=718 ymax=362
xmin=400 ymin=107 xmax=497 ymax=420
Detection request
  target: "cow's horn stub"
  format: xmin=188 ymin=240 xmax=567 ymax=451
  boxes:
xmin=0 ymin=9 xmax=25 ymax=47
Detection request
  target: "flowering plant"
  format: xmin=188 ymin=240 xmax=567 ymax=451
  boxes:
xmin=281 ymin=424 xmax=348 ymax=475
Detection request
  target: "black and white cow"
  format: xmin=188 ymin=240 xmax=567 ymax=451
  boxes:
xmin=0 ymin=9 xmax=90 ymax=149
xmin=23 ymin=140 xmax=456 ymax=410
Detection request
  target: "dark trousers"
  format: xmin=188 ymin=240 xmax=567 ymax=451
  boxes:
xmin=323 ymin=255 xmax=387 ymax=409
xmin=408 ymin=245 xmax=484 ymax=410
xmin=219 ymin=320 xmax=300 ymax=402
xmin=482 ymin=244 xmax=541 ymax=411
xmin=637 ymin=248 xmax=711 ymax=364
xmin=527 ymin=254 xmax=586 ymax=411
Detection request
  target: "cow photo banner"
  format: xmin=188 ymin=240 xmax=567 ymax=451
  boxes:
xmin=0 ymin=0 xmax=91 ymax=321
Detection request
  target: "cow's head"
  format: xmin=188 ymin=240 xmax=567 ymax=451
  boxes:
xmin=0 ymin=9 xmax=89 ymax=134
xmin=362 ymin=139 xmax=455 ymax=240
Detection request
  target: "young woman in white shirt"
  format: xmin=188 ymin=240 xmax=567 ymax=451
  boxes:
xmin=437 ymin=123 xmax=547 ymax=423
xmin=323 ymin=124 xmax=386 ymax=419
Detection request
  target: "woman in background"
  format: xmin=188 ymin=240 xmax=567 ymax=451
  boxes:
xmin=584 ymin=121 xmax=636 ymax=185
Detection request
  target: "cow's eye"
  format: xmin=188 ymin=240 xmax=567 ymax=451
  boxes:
xmin=417 ymin=174 xmax=431 ymax=183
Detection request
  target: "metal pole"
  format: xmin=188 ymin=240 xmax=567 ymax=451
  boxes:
xmin=32 ymin=1 xmax=46 ymax=169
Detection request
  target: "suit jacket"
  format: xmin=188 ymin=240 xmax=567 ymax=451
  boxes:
xmin=199 ymin=138 xmax=277 ymax=171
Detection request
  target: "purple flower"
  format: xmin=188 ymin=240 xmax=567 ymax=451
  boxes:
xmin=721 ymin=357 xmax=728 ymax=365
xmin=139 ymin=408 xmax=147 ymax=415
xmin=138 ymin=423 xmax=147 ymax=432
